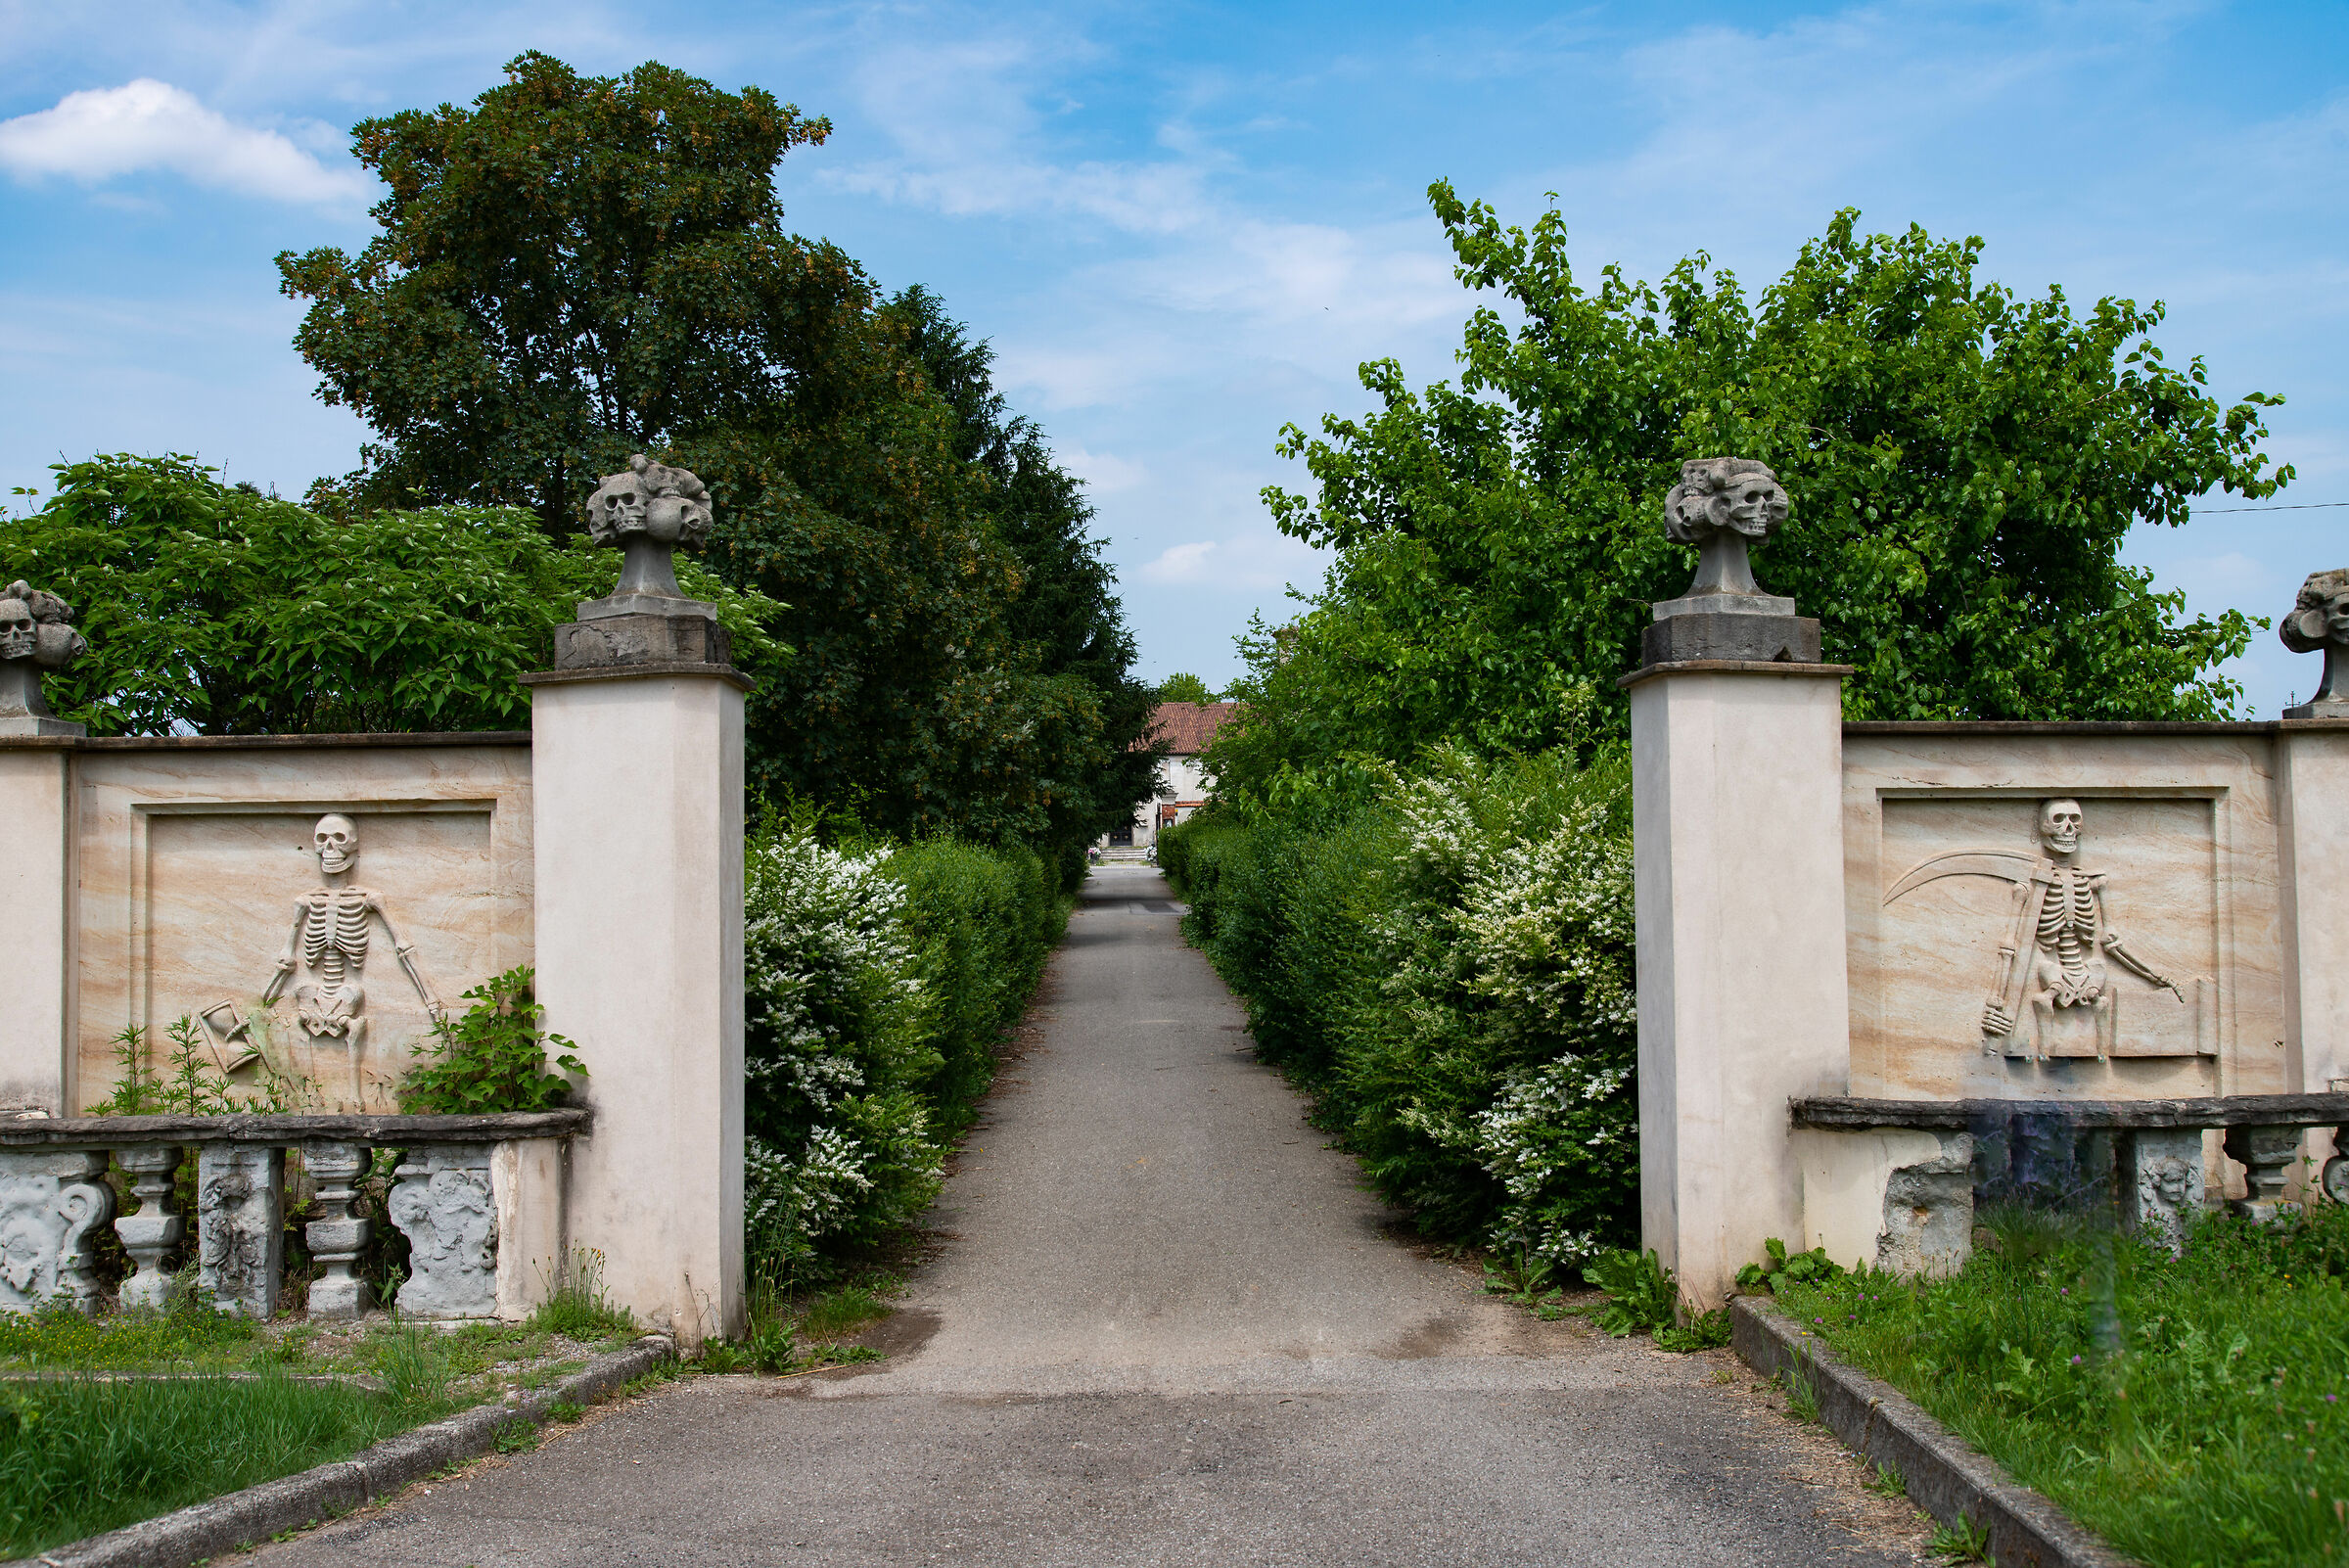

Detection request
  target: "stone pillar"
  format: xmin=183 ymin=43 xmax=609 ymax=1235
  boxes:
xmin=1626 ymin=458 xmax=1853 ymax=1309
xmin=197 ymin=1144 xmax=282 ymax=1317
xmin=303 ymin=1140 xmax=373 ymax=1318
xmin=2277 ymin=720 xmax=2349 ymax=1097
xmin=524 ymin=454 xmax=745 ymax=1348
xmin=389 ymin=1145 xmax=498 ymax=1318
xmin=0 ymin=743 xmax=74 ymax=1114
xmin=115 ymin=1144 xmax=185 ymax=1310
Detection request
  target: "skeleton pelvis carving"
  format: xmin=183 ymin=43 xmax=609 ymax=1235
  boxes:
xmin=296 ymin=980 xmax=366 ymax=1039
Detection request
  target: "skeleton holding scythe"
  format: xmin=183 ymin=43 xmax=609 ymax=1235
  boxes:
xmin=237 ymin=814 xmax=445 ymax=1105
xmin=1884 ymin=799 xmax=2185 ymax=1058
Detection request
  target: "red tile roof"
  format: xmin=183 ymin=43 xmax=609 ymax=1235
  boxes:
xmin=1138 ymin=701 xmax=1238 ymax=756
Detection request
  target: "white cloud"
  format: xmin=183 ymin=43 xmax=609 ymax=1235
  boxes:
xmin=1054 ymin=442 xmax=1148 ymax=495
xmin=1142 ymin=540 xmax=1219 ymax=583
xmin=0 ymin=79 xmax=371 ymax=207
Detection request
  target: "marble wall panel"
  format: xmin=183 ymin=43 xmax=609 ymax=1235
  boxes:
xmin=70 ymin=742 xmax=531 ymax=1113
xmin=1843 ymin=731 xmax=2287 ymax=1103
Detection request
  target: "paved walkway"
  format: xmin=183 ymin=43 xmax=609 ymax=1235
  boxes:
xmin=249 ymin=866 xmax=1925 ymax=1567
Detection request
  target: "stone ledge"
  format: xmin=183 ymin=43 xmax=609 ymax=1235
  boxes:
xmin=0 ymin=1108 xmax=592 ymax=1146
xmin=1615 ymin=659 xmax=1855 ymax=689
xmin=1731 ymin=1297 xmax=2137 ymax=1568
xmin=0 ymin=731 xmax=531 ymax=751
xmin=1845 ymin=718 xmax=2349 ymax=735
xmin=519 ymin=661 xmax=753 ymax=692
xmin=1793 ymin=1091 xmax=2349 ymax=1131
xmin=36 ymin=1332 xmax=675 ymax=1568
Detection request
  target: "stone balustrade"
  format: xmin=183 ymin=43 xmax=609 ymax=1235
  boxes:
xmin=1791 ymin=1092 xmax=2349 ymax=1270
xmin=0 ymin=1109 xmax=588 ymax=1321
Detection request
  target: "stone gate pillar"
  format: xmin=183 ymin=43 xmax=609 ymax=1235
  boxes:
xmin=1623 ymin=460 xmax=1851 ymax=1309
xmin=0 ymin=579 xmax=89 ymax=1115
xmin=525 ymin=456 xmax=745 ymax=1348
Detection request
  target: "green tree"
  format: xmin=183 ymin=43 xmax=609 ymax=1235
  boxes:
xmin=1155 ymin=672 xmax=1217 ymax=704
xmin=1222 ymin=193 xmax=2288 ymax=799
xmin=277 ymin=54 xmax=1152 ymax=862
xmin=0 ymin=453 xmax=778 ymax=735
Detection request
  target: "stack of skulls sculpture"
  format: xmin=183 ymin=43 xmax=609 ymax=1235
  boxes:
xmin=0 ymin=579 xmax=89 ymax=733
xmin=2280 ymin=567 xmax=2349 ymax=716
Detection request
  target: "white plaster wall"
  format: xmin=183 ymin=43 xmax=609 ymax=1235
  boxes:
xmin=533 ymin=674 xmax=744 ymax=1347
xmin=2279 ymin=724 xmax=2349 ymax=1093
xmin=0 ymin=746 xmax=73 ymax=1112
xmin=1793 ymin=1127 xmax=1944 ymax=1272
xmin=1633 ymin=668 xmax=1851 ymax=1308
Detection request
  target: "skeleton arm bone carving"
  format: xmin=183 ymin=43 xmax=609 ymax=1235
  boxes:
xmin=367 ymin=894 xmax=445 ymax=1021
xmin=261 ymin=897 xmax=308 ymax=1004
xmin=2101 ymin=928 xmax=2184 ymax=1001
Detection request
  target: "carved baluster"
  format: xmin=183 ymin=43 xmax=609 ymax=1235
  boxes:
xmin=2324 ymin=1124 xmax=2349 ymax=1208
xmin=0 ymin=1148 xmax=113 ymax=1314
xmin=115 ymin=1145 xmax=185 ymax=1310
xmin=387 ymin=1146 xmax=498 ymax=1318
xmin=2119 ymin=1128 xmax=2205 ymax=1254
xmin=304 ymin=1141 xmax=373 ymax=1317
xmin=197 ymin=1144 xmax=284 ymax=1317
xmin=2224 ymin=1124 xmax=2304 ymax=1222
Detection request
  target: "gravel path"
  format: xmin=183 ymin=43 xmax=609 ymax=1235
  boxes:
xmin=245 ymin=866 xmax=1927 ymax=1566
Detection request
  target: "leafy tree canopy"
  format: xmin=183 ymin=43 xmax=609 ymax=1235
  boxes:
xmin=1156 ymin=672 xmax=1218 ymax=704
xmin=1217 ymin=191 xmax=2288 ymax=803
xmin=0 ymin=454 xmax=781 ymax=736
xmin=276 ymin=53 xmax=1154 ymax=861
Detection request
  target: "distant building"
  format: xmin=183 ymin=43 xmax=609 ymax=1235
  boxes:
xmin=1102 ymin=701 xmax=1236 ymax=851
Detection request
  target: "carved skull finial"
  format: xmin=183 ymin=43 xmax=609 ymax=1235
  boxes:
xmin=314 ymin=813 xmax=360 ymax=875
xmin=585 ymin=454 xmax=713 ymax=550
xmin=1663 ymin=458 xmax=1789 ymax=547
xmin=0 ymin=579 xmax=86 ymax=669
xmin=2281 ymin=568 xmax=2349 ymax=713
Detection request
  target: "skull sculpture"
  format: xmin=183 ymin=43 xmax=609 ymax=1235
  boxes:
xmin=1657 ymin=457 xmax=1792 ymax=604
xmin=0 ymin=579 xmax=88 ymax=726
xmin=585 ymin=454 xmax=713 ymax=549
xmin=314 ymin=813 xmax=359 ymax=875
xmin=2280 ymin=568 xmax=2349 ymax=712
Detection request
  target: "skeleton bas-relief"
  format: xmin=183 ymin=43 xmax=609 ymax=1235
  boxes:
xmin=1885 ymin=798 xmax=2204 ymax=1060
xmin=239 ymin=813 xmax=445 ymax=1106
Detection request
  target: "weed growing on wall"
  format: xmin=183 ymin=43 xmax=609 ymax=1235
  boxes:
xmin=399 ymin=966 xmax=584 ymax=1115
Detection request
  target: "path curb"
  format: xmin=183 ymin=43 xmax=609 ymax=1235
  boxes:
xmin=1730 ymin=1297 xmax=2135 ymax=1568
xmin=34 ymin=1331 xmax=676 ymax=1568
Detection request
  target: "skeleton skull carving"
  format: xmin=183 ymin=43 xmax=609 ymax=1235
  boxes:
xmin=584 ymin=454 xmax=712 ymax=548
xmin=2038 ymin=799 xmax=2084 ymax=857
xmin=0 ymin=597 xmax=32 ymax=662
xmin=314 ymin=813 xmax=360 ymax=875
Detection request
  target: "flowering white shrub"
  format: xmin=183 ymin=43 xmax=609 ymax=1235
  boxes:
xmin=1175 ymin=742 xmax=1637 ymax=1269
xmin=740 ymin=821 xmax=1062 ymax=1286
xmin=742 ymin=826 xmax=943 ymax=1283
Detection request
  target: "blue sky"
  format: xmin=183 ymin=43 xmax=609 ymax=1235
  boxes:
xmin=0 ymin=0 xmax=2342 ymax=712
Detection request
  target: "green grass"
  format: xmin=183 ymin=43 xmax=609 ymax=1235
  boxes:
xmin=0 ymin=1298 xmax=260 ymax=1369
xmin=0 ymin=1372 xmax=414 ymax=1557
xmin=1773 ymin=1203 xmax=2349 ymax=1568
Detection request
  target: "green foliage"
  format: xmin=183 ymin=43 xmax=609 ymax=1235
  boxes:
xmin=524 ymin=1248 xmax=636 ymax=1340
xmin=276 ymin=54 xmax=1152 ymax=864
xmin=1736 ymin=1236 xmax=1848 ymax=1295
xmin=1156 ymin=672 xmax=1218 ymax=704
xmin=1166 ymin=744 xmax=1637 ymax=1268
xmin=374 ymin=1326 xmax=452 ymax=1414
xmin=1780 ymin=1353 xmax=1823 ymax=1423
xmin=0 ymin=1297 xmax=256 ymax=1369
xmin=1584 ymin=1248 xmax=1681 ymax=1339
xmin=0 ymin=1372 xmax=412 ymax=1557
xmin=0 ymin=453 xmax=780 ymax=735
xmin=399 ymin=967 xmax=584 ymax=1115
xmin=742 ymin=817 xmax=1066 ymax=1287
xmin=1654 ymin=1309 xmax=1732 ymax=1354
xmin=1220 ymin=194 xmax=2288 ymax=802
xmin=90 ymin=1017 xmax=289 ymax=1116
xmin=1929 ymin=1516 xmax=1994 ymax=1563
xmin=1773 ymin=1205 xmax=2349 ymax=1568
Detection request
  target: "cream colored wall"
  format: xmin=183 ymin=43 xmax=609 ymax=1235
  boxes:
xmin=0 ymin=737 xmax=534 ymax=1115
xmin=1840 ymin=727 xmax=2301 ymax=1104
